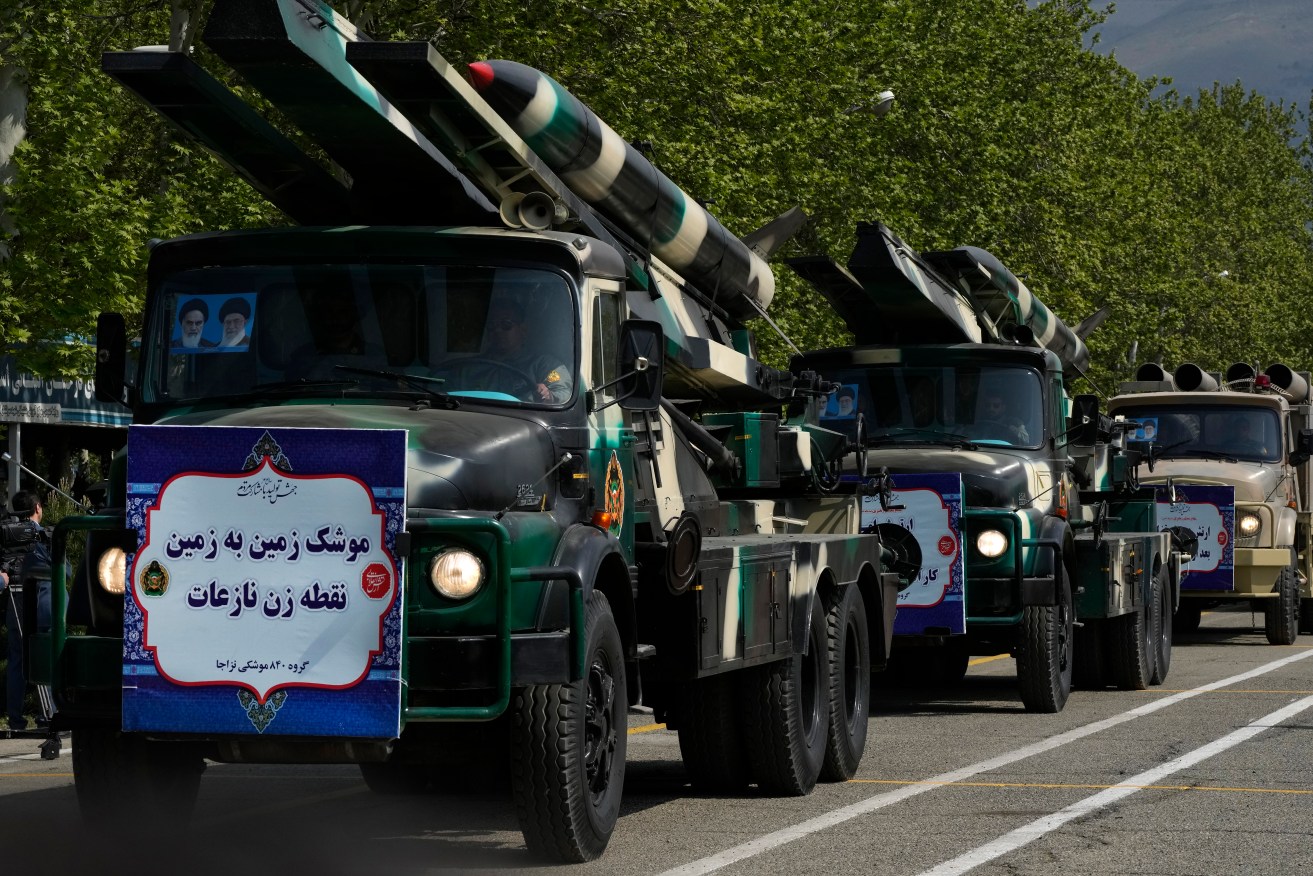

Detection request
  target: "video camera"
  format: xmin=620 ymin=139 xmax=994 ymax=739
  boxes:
xmin=1 ymin=514 xmax=40 ymax=580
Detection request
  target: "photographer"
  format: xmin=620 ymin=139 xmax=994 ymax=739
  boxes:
xmin=2 ymin=490 xmax=50 ymax=731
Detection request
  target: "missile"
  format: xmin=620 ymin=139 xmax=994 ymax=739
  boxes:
xmin=923 ymin=246 xmax=1090 ymax=375
xmin=467 ymin=60 xmax=774 ymax=323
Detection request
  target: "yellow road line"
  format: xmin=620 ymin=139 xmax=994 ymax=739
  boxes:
xmin=0 ymin=772 xmax=73 ymax=778
xmin=968 ymin=654 xmax=1010 ymax=667
xmin=848 ymin=778 xmax=1313 ymax=795
xmin=630 ymin=722 xmax=667 ymax=734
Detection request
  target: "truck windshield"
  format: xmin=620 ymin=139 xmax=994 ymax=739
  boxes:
xmin=143 ymin=263 xmax=577 ymax=406
xmin=1115 ymin=403 xmax=1282 ymax=463
xmin=822 ymin=363 xmax=1043 ymax=449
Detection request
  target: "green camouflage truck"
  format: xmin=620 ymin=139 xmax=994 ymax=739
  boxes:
xmin=1109 ymin=361 xmax=1313 ymax=643
xmin=790 ymin=222 xmax=1185 ymax=712
xmin=30 ymin=0 xmax=898 ymax=862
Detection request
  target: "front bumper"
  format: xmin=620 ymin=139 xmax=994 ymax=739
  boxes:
xmin=45 ymin=515 xmax=586 ymax=728
xmin=1183 ymin=547 xmax=1288 ymax=598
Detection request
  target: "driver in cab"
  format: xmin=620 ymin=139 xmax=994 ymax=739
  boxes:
xmin=482 ymin=300 xmax=572 ymax=403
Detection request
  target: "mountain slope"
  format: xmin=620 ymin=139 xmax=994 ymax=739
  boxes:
xmin=1090 ymin=0 xmax=1312 ymax=112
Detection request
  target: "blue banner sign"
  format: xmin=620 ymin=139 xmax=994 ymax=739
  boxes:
xmin=0 ymin=355 xmax=130 ymax=427
xmin=861 ymin=472 xmax=965 ymax=635
xmin=1156 ymin=484 xmax=1235 ymax=591
xmin=123 ymin=425 xmax=407 ymax=737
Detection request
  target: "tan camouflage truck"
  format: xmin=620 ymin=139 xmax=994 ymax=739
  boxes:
xmin=1109 ymin=362 xmax=1313 ymax=643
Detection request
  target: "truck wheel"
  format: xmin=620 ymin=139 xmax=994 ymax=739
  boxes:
xmin=821 ymin=584 xmax=870 ymax=782
xmin=1300 ymin=599 xmax=1313 ymax=636
xmin=511 ymin=592 xmax=626 ymax=863
xmin=1073 ymin=619 xmax=1105 ymax=690
xmin=1173 ymin=602 xmax=1202 ymax=634
xmin=72 ymin=728 xmax=205 ymax=829
xmin=677 ymin=673 xmax=751 ymax=792
xmin=1107 ymin=584 xmax=1153 ymax=690
xmin=1149 ymin=567 xmax=1172 ymax=685
xmin=359 ymin=762 xmax=430 ymax=795
xmin=740 ymin=592 xmax=830 ymax=795
xmin=1017 ymin=565 xmax=1073 ymax=713
xmin=1264 ymin=564 xmax=1300 ymax=646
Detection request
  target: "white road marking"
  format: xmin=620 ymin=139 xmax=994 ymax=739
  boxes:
xmin=656 ymin=648 xmax=1313 ymax=876
xmin=0 ymin=753 xmax=57 ymax=763
xmin=917 ymin=693 xmax=1313 ymax=876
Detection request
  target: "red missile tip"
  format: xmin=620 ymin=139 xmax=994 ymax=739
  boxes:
xmin=467 ymin=62 xmax=494 ymax=91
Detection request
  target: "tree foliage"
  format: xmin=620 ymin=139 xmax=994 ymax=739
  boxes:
xmin=2 ymin=0 xmax=1311 ymax=388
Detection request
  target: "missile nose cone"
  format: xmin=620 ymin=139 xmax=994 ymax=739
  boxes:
xmin=467 ymin=61 xmax=494 ymax=91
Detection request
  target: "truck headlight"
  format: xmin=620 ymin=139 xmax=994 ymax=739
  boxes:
xmin=976 ymin=529 xmax=1008 ymax=558
xmin=98 ymin=547 xmax=127 ymax=596
xmin=428 ymin=549 xmax=485 ymax=600
xmin=1237 ymin=513 xmax=1261 ymax=538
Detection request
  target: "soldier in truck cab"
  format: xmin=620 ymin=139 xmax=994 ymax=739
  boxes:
xmin=978 ymin=392 xmax=1030 ymax=444
xmin=480 ymin=300 xmax=572 ymax=404
xmin=1227 ymin=417 xmax=1268 ymax=458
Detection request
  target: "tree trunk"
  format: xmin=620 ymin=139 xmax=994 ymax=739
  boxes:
xmin=169 ymin=0 xmax=206 ymax=53
xmin=0 ymin=63 xmax=28 ymax=261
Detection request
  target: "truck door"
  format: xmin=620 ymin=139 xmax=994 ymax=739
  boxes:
xmin=586 ymin=285 xmax=636 ymax=560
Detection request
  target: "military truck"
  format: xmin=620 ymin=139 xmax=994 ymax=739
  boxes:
xmin=29 ymin=0 xmax=899 ymax=862
xmin=790 ymin=222 xmax=1183 ymax=712
xmin=1109 ymin=361 xmax=1313 ymax=643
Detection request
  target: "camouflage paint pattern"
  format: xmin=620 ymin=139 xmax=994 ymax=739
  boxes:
xmin=467 ymin=59 xmax=775 ymax=324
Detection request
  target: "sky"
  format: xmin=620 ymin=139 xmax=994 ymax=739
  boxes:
xmin=1085 ymin=0 xmax=1312 ymax=114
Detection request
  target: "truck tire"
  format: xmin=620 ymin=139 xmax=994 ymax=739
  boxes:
xmin=677 ymin=673 xmax=751 ymax=792
xmin=1264 ymin=563 xmax=1300 ymax=646
xmin=511 ymin=592 xmax=626 ymax=863
xmin=1017 ymin=565 xmax=1073 ymax=713
xmin=1107 ymin=585 xmax=1153 ymax=690
xmin=1149 ymin=567 xmax=1172 ymax=685
xmin=1073 ymin=619 xmax=1105 ymax=690
xmin=1173 ymin=602 xmax=1202 ymax=634
xmin=1301 ymin=599 xmax=1313 ymax=636
xmin=821 ymin=584 xmax=870 ymax=782
xmin=359 ymin=762 xmax=430 ymax=795
xmin=739 ymin=591 xmax=830 ymax=795
xmin=72 ymin=728 xmax=205 ymax=829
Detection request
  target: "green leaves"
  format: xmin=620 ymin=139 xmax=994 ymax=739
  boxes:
xmin=3 ymin=0 xmax=1310 ymax=386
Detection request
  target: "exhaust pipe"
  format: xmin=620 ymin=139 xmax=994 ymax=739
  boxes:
xmin=1266 ymin=363 xmax=1311 ymax=403
xmin=1173 ymin=363 xmax=1218 ymax=392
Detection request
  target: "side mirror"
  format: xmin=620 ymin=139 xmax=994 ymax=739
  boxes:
xmin=611 ymin=319 xmax=664 ymax=412
xmin=1290 ymin=428 xmax=1313 ymax=467
xmin=1069 ymin=394 xmax=1100 ymax=446
xmin=95 ymin=312 xmax=128 ymax=405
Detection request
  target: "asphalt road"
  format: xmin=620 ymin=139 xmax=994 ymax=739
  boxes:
xmin=4 ymin=604 xmax=1311 ymax=874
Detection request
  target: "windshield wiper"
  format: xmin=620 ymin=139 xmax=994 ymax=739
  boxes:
xmin=1149 ymin=438 xmax=1192 ymax=456
xmin=250 ymin=378 xmax=361 ymax=396
xmin=868 ymin=428 xmax=978 ymax=449
xmin=1182 ymin=449 xmax=1240 ymax=463
xmin=332 ymin=365 xmax=460 ymax=409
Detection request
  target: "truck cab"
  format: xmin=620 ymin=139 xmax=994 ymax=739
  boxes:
xmin=1109 ymin=362 xmax=1313 ymax=642
xmin=790 ymin=222 xmax=1180 ymax=712
xmin=799 ymin=343 xmax=1070 ymax=631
